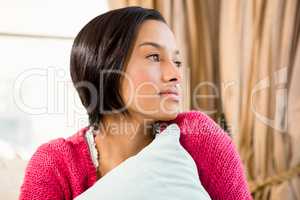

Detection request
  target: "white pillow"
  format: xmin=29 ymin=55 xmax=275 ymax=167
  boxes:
xmin=75 ymin=123 xmax=211 ymax=200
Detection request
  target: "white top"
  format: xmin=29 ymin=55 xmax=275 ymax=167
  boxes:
xmin=85 ymin=128 xmax=99 ymax=169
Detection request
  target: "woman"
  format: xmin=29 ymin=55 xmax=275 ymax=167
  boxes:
xmin=19 ymin=6 xmax=252 ymax=200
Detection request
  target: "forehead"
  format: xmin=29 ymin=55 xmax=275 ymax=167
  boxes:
xmin=133 ymin=20 xmax=178 ymax=51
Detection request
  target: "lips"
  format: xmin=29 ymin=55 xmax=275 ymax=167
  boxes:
xmin=159 ymin=89 xmax=179 ymax=95
xmin=159 ymin=91 xmax=178 ymax=95
xmin=159 ymin=89 xmax=180 ymax=101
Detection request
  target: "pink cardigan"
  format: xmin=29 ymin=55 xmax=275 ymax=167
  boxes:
xmin=19 ymin=110 xmax=253 ymax=200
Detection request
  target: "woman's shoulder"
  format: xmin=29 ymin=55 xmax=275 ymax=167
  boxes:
xmin=19 ymin=127 xmax=97 ymax=199
xmin=167 ymin=111 xmax=252 ymax=199
xmin=170 ymin=110 xmax=234 ymax=160
xmin=27 ymin=126 xmax=95 ymax=181
xmin=162 ymin=110 xmax=235 ymax=167
xmin=33 ymin=126 xmax=90 ymax=159
xmin=168 ymin=110 xmax=228 ymax=136
xmin=159 ymin=110 xmax=231 ymax=152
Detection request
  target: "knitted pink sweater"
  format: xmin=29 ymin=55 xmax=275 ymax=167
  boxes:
xmin=19 ymin=110 xmax=252 ymax=200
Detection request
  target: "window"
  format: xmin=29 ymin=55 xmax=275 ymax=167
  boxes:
xmin=0 ymin=0 xmax=108 ymax=160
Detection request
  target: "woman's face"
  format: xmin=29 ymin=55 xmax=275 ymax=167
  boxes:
xmin=121 ymin=20 xmax=183 ymax=122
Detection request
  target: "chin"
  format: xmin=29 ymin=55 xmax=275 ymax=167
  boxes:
xmin=135 ymin=102 xmax=181 ymax=121
xmin=157 ymin=109 xmax=180 ymax=121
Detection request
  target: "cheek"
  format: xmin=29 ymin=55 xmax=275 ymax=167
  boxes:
xmin=134 ymin=71 xmax=151 ymax=84
xmin=131 ymin=69 xmax=160 ymax=94
xmin=122 ymin=68 xmax=161 ymax=110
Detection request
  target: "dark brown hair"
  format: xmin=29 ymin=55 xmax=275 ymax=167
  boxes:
xmin=70 ymin=6 xmax=166 ymax=130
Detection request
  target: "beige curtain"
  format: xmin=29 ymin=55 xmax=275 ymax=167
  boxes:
xmin=219 ymin=0 xmax=300 ymax=199
xmin=108 ymin=0 xmax=300 ymax=199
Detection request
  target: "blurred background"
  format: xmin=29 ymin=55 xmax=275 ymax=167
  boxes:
xmin=0 ymin=0 xmax=299 ymax=199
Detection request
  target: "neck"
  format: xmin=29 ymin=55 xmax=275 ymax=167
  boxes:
xmin=94 ymin=112 xmax=156 ymax=175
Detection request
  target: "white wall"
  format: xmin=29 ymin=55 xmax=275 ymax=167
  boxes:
xmin=0 ymin=0 xmax=109 ymax=160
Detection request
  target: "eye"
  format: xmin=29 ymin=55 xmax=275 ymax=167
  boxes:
xmin=146 ymin=54 xmax=160 ymax=62
xmin=174 ymin=61 xmax=182 ymax=68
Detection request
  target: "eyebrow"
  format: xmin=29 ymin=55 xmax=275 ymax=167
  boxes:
xmin=138 ymin=42 xmax=180 ymax=55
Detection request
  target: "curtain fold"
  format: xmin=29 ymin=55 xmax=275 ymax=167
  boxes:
xmin=219 ymin=0 xmax=300 ymax=199
xmin=108 ymin=0 xmax=300 ymax=199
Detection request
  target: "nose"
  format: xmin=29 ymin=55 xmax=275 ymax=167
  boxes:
xmin=161 ymin=60 xmax=182 ymax=85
